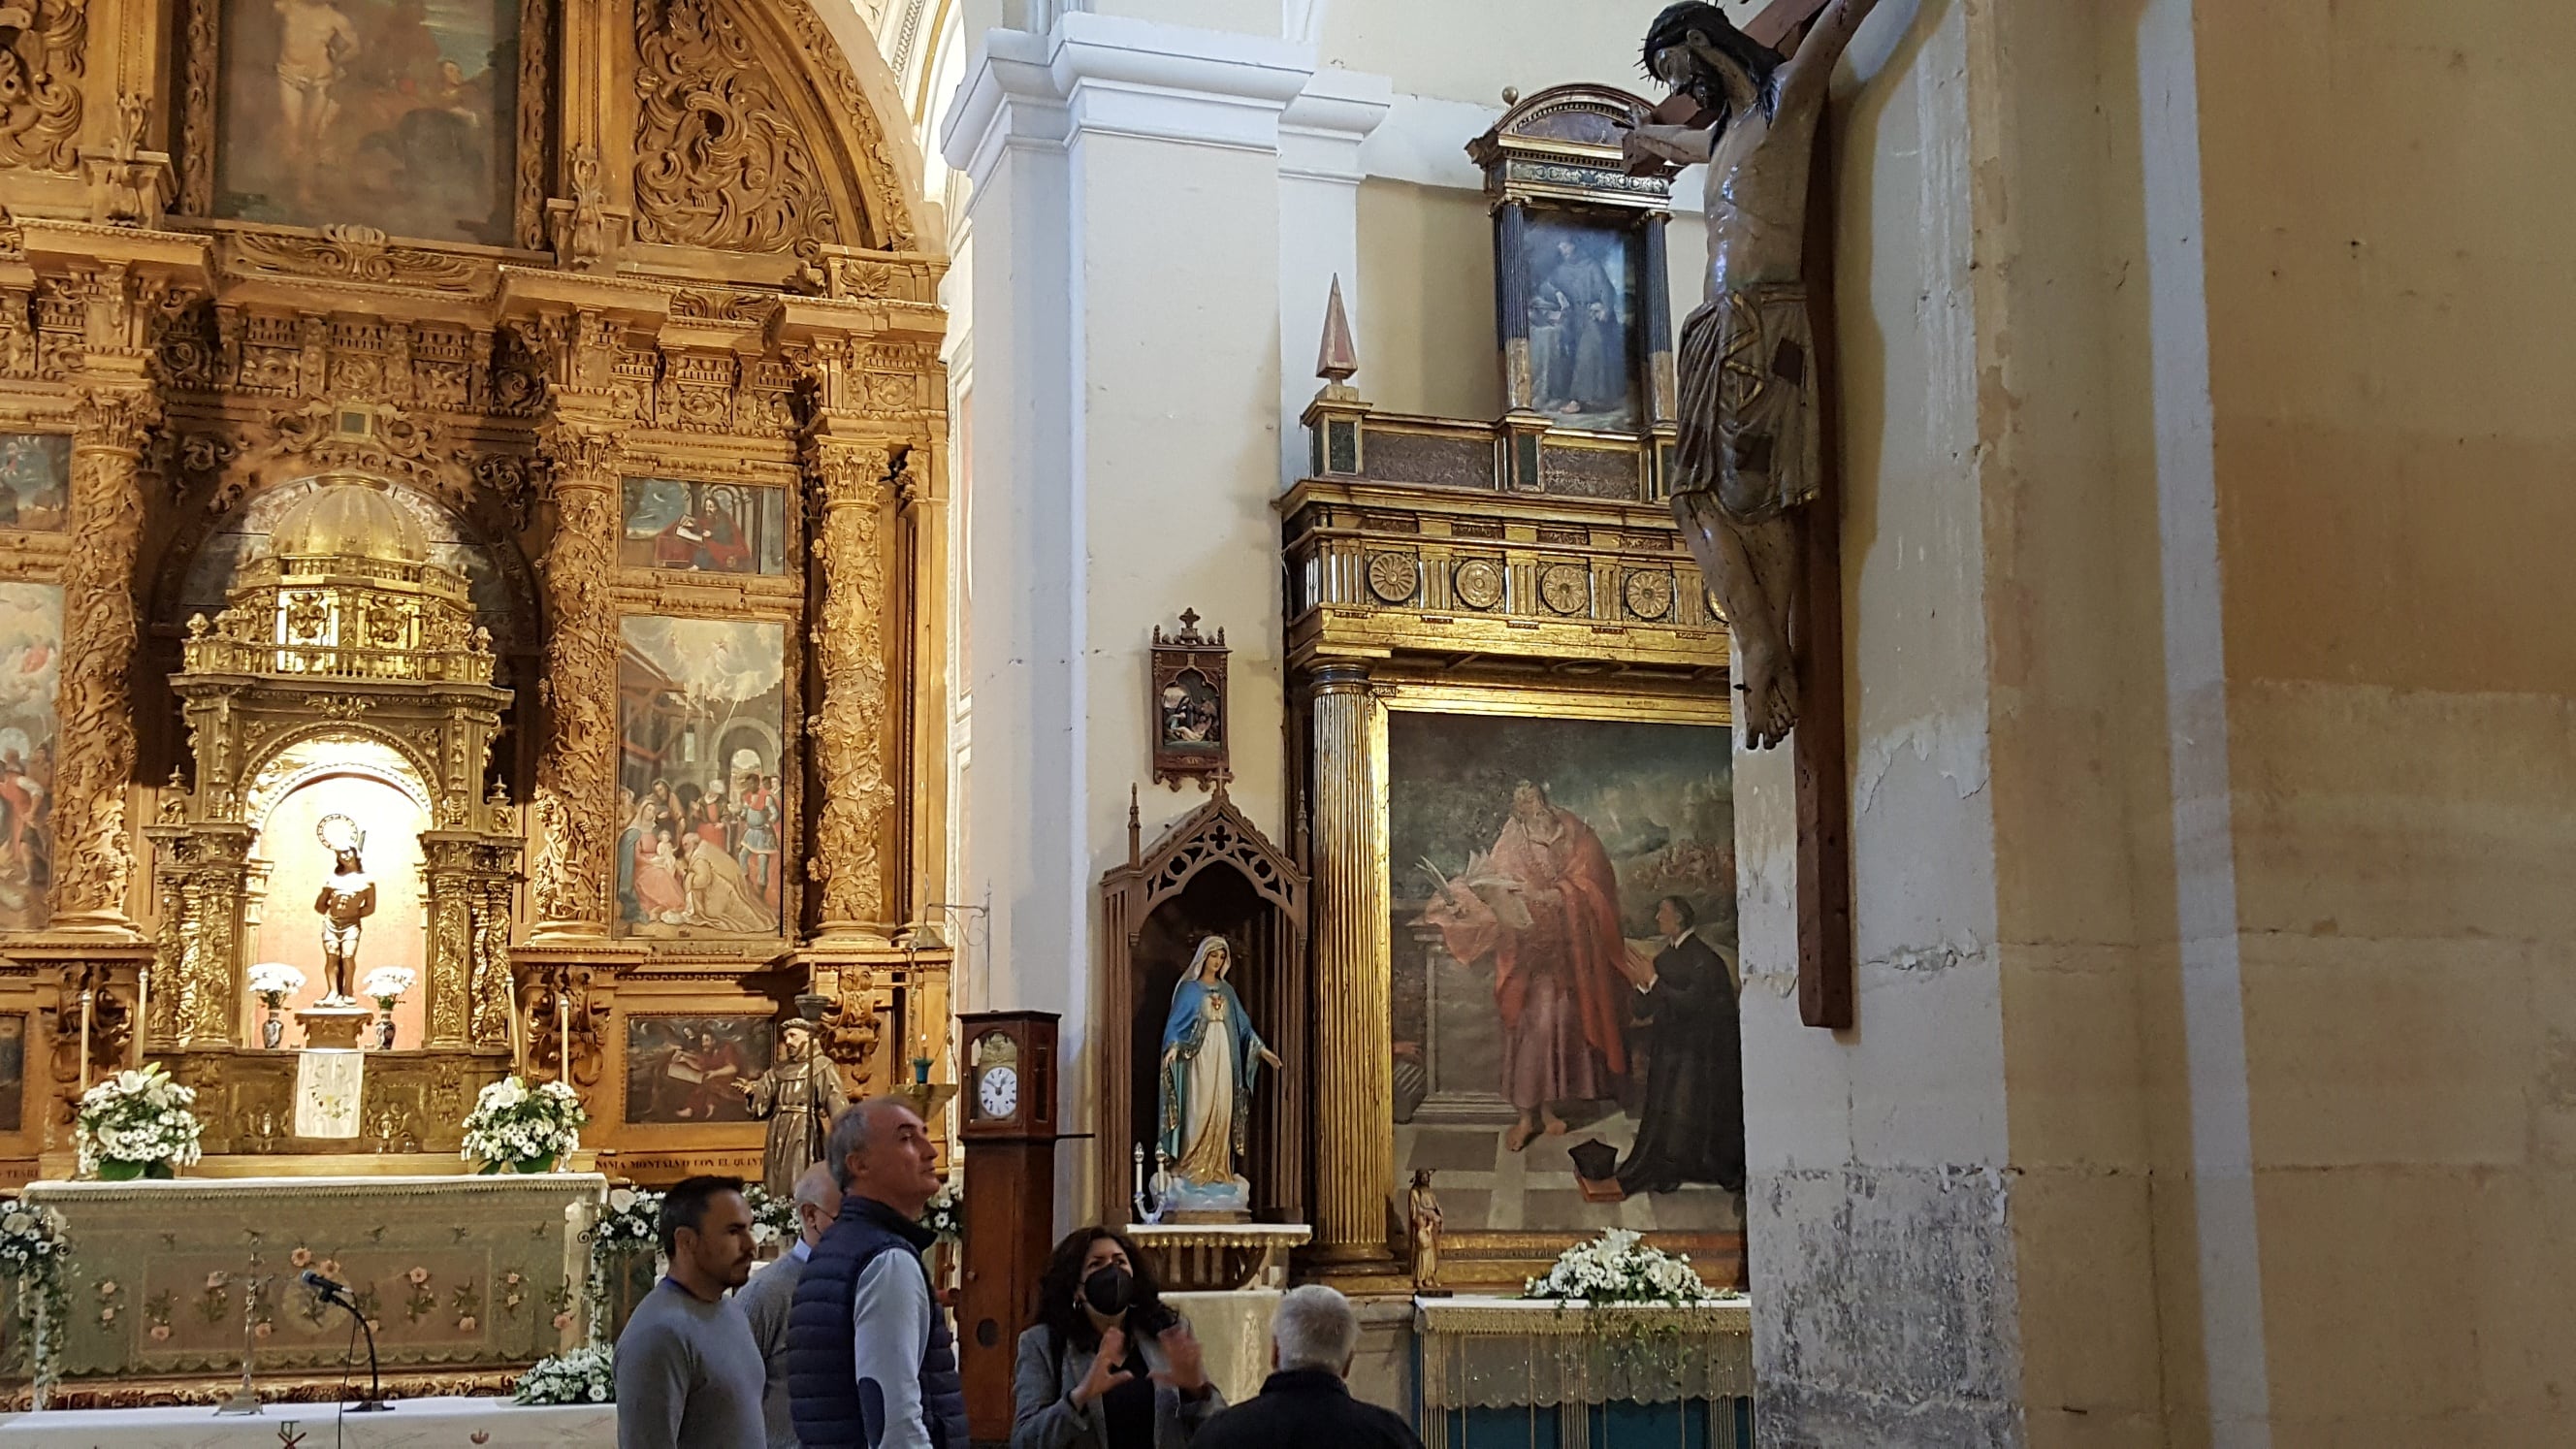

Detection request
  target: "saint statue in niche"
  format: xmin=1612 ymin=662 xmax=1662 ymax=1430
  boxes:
xmin=312 ymin=815 xmax=375 ymax=1005
xmin=1155 ymin=936 xmax=1281 ymax=1218
xmin=1623 ymin=0 xmax=1886 ymax=748
xmin=740 ymin=1017 xmax=851 ymax=1196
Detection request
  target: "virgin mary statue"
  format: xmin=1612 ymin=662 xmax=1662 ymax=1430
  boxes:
xmin=1156 ymin=936 xmax=1282 ymax=1216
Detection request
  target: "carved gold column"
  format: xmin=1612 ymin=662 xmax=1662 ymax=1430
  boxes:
xmin=527 ymin=418 xmax=620 ymax=940
xmin=52 ymin=387 xmax=158 ymax=935
xmin=1306 ymin=662 xmax=1394 ymax=1262
xmin=805 ymin=424 xmax=899 ymax=944
xmin=421 ymin=837 xmax=477 ymax=1048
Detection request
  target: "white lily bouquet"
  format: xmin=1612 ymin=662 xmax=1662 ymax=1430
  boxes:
xmin=360 ymin=966 xmax=416 ymax=1012
xmin=0 ymin=1203 xmax=71 ymax=1401
xmin=460 ymin=1077 xmax=588 ymax=1175
xmin=75 ymin=1065 xmax=205 ymax=1181
xmin=515 ymin=1343 xmax=615 ymax=1405
xmin=1523 ymin=1228 xmax=1723 ymax=1306
xmin=246 ymin=962 xmax=305 ymax=1010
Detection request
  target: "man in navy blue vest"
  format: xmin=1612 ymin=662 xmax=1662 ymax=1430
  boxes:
xmin=788 ymin=1096 xmax=968 ymax=1449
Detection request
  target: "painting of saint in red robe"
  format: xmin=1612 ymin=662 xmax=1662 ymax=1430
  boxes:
xmin=1422 ymin=781 xmax=1632 ymax=1151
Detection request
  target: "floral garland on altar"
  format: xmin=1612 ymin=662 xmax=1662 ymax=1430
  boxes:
xmin=0 ymin=1202 xmax=69 ymax=1404
xmin=516 ymin=1342 xmax=615 ymax=1405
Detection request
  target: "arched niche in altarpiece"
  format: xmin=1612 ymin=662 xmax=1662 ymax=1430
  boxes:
xmin=1097 ymin=787 xmax=1307 ymax=1227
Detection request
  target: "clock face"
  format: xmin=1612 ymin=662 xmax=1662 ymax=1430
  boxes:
xmin=978 ymin=1065 xmax=1019 ymax=1120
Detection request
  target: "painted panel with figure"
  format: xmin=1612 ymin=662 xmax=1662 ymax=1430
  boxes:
xmin=0 ymin=435 xmax=68 ymax=532
xmin=616 ymin=617 xmax=788 ymax=939
xmin=215 ymin=0 xmax=521 ymax=244
xmin=620 ymin=478 xmax=789 ymax=576
xmin=1525 ymin=212 xmax=1642 ymax=432
xmin=1390 ymin=710 xmax=1739 ymax=1235
xmin=0 ymin=586 xmax=61 ymax=932
xmin=624 ymin=1015 xmax=775 ymax=1125
xmin=0 ymin=1014 xmax=23 ymax=1132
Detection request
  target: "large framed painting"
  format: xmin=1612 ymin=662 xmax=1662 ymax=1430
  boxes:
xmin=620 ymin=478 xmax=789 ymax=576
xmin=615 ymin=616 xmax=789 ymax=939
xmin=0 ymin=435 xmax=68 ymax=531
xmin=1517 ymin=210 xmax=1644 ymax=433
xmin=0 ymin=585 xmax=62 ymax=932
xmin=623 ymin=1014 xmax=776 ymax=1126
xmin=1386 ymin=690 xmax=1739 ymax=1239
xmin=0 ymin=1013 xmax=23 ymax=1132
xmin=213 ymin=0 xmax=522 ymax=244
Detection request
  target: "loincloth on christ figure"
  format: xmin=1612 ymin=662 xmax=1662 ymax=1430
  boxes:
xmin=1672 ymin=282 xmax=1819 ymax=524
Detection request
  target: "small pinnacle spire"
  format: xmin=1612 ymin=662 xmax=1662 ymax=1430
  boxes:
xmin=1316 ymin=274 xmax=1359 ymax=383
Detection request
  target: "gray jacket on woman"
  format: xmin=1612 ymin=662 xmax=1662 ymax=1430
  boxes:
xmin=1010 ymin=1318 xmax=1226 ymax=1449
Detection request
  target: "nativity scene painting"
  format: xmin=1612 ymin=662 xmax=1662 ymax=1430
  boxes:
xmin=616 ymin=616 xmax=789 ymax=939
xmin=214 ymin=0 xmax=522 ymax=244
xmin=1389 ymin=711 xmax=1741 ymax=1233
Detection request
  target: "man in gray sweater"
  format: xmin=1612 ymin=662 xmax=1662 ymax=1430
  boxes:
xmin=738 ymin=1162 xmax=844 ymax=1446
xmin=615 ymin=1175 xmax=768 ymax=1449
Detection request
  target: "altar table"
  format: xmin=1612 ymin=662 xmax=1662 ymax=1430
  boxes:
xmin=0 ymin=1394 xmax=614 ymax=1445
xmin=15 ymin=1174 xmax=606 ymax=1392
xmin=1415 ymin=1297 xmax=1755 ymax=1449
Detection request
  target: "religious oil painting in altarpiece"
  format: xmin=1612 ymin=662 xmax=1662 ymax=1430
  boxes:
xmin=1524 ymin=210 xmax=1644 ymax=433
xmin=616 ymin=617 xmax=789 ymax=939
xmin=622 ymin=478 xmax=790 ymax=576
xmin=625 ymin=1014 xmax=776 ymax=1125
xmin=0 ymin=584 xmax=61 ymax=933
xmin=214 ymin=0 xmax=522 ymax=244
xmin=1391 ymin=706 xmax=1742 ymax=1234
xmin=0 ymin=435 xmax=69 ymax=531
xmin=0 ymin=1014 xmax=23 ymax=1133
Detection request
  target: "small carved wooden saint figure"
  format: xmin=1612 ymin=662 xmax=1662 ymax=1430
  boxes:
xmin=1408 ymin=1169 xmax=1445 ymax=1293
xmin=312 ymin=817 xmax=375 ymax=1005
xmin=1625 ymin=1 xmax=1884 ymax=748
xmin=1156 ymin=936 xmax=1282 ymax=1217
xmin=740 ymin=1016 xmax=850 ymax=1197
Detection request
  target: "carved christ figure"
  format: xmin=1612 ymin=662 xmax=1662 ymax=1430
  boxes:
xmin=315 ymin=846 xmax=376 ymax=1005
xmin=1624 ymin=0 xmax=1884 ymax=748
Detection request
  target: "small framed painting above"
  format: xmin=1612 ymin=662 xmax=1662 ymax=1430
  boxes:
xmin=1150 ymin=610 xmax=1227 ymax=789
xmin=620 ymin=478 xmax=789 ymax=576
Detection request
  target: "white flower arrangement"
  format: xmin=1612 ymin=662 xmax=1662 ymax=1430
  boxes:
xmin=245 ymin=962 xmax=306 ymax=1009
xmin=460 ymin=1077 xmax=588 ymax=1174
xmin=74 ymin=1065 xmax=205 ymax=1178
xmin=0 ymin=1203 xmax=71 ymax=1403
xmin=1523 ymin=1228 xmax=1723 ymax=1307
xmin=514 ymin=1343 xmax=615 ymax=1405
xmin=582 ymin=1186 xmax=663 ymax=1347
xmin=922 ymin=1177 xmax=963 ymax=1243
xmin=746 ymin=1184 xmax=796 ymax=1248
xmin=360 ymin=966 xmax=416 ymax=1010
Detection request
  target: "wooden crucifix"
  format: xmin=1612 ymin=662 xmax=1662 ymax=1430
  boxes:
xmin=1628 ymin=0 xmax=1874 ymax=1028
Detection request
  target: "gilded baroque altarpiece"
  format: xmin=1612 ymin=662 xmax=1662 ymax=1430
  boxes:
xmin=0 ymin=0 xmax=955 ymax=1197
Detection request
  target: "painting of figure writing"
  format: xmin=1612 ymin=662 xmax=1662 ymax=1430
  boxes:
xmin=626 ymin=1015 xmax=775 ymax=1125
xmin=1525 ymin=214 xmax=1642 ymax=432
xmin=1388 ymin=711 xmax=1740 ymax=1234
xmin=621 ymin=479 xmax=789 ymax=576
xmin=0 ymin=587 xmax=61 ymax=933
xmin=0 ymin=436 xmax=68 ymax=532
xmin=616 ymin=617 xmax=788 ymax=939
xmin=215 ymin=0 xmax=521 ymax=245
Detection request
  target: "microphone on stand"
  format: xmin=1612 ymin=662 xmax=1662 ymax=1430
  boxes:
xmin=303 ymin=1270 xmax=392 ymax=1413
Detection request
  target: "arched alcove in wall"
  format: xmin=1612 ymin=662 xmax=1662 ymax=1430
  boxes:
xmin=242 ymin=738 xmax=433 ymax=1049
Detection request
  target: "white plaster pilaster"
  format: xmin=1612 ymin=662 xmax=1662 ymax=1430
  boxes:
xmin=1276 ymin=67 xmax=1389 ymax=486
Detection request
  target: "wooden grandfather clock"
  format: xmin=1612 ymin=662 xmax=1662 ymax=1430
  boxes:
xmin=956 ymin=1011 xmax=1062 ymax=1444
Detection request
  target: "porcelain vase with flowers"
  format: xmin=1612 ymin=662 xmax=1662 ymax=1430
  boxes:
xmin=245 ymin=963 xmax=304 ymax=1049
xmin=362 ymin=966 xmax=415 ymax=1049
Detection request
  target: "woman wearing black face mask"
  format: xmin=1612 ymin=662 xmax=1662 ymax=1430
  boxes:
xmin=1012 ymin=1227 xmax=1224 ymax=1449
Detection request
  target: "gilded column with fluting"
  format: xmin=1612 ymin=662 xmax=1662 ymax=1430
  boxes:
xmin=804 ymin=426 xmax=897 ymax=944
xmin=51 ymin=388 xmax=159 ymax=934
xmin=1306 ymin=662 xmax=1394 ymax=1261
xmin=527 ymin=418 xmax=621 ymax=940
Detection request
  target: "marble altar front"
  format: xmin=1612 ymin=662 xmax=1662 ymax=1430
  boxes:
xmin=14 ymin=1174 xmax=605 ymax=1402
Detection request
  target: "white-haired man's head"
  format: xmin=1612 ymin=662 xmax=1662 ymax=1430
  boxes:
xmin=1270 ymin=1284 xmax=1360 ymax=1375
xmin=791 ymin=1161 xmax=842 ymax=1248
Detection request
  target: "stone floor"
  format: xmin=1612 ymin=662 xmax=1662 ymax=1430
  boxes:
xmin=1397 ymin=1103 xmax=1743 ymax=1233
